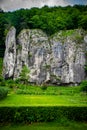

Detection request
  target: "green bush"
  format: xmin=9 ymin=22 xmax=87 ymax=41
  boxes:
xmin=40 ymin=83 xmax=48 ymax=91
xmin=0 ymin=77 xmax=4 ymax=82
xmin=0 ymin=87 xmax=8 ymax=100
xmin=80 ymin=80 xmax=87 ymax=92
xmin=0 ymin=106 xmax=87 ymax=123
xmin=5 ymin=79 xmax=17 ymax=88
xmin=0 ymin=80 xmax=6 ymax=86
xmin=0 ymin=77 xmax=6 ymax=86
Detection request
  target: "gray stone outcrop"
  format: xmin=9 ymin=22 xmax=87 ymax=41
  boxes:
xmin=3 ymin=27 xmax=87 ymax=85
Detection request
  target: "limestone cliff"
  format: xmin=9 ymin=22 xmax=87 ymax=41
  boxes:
xmin=3 ymin=27 xmax=87 ymax=85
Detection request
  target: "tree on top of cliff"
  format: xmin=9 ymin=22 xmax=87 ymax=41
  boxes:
xmin=0 ymin=5 xmax=87 ymax=53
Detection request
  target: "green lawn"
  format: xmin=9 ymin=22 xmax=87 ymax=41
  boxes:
xmin=0 ymin=94 xmax=87 ymax=107
xmin=0 ymin=122 xmax=87 ymax=130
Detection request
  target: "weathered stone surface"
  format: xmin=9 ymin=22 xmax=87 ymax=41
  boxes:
xmin=3 ymin=27 xmax=16 ymax=79
xmin=3 ymin=27 xmax=87 ymax=85
xmin=14 ymin=29 xmax=30 ymax=79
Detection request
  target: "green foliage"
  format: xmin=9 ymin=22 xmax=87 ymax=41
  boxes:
xmin=1 ymin=5 xmax=87 ymax=54
xmin=5 ymin=79 xmax=17 ymax=89
xmin=59 ymin=30 xmax=75 ymax=37
xmin=15 ymin=85 xmax=81 ymax=95
xmin=80 ymin=80 xmax=87 ymax=92
xmin=84 ymin=62 xmax=87 ymax=72
xmin=19 ymin=65 xmax=30 ymax=84
xmin=0 ymin=79 xmax=6 ymax=86
xmin=0 ymin=87 xmax=8 ymax=100
xmin=79 ymin=13 xmax=87 ymax=30
xmin=0 ymin=70 xmax=7 ymax=87
xmin=17 ymin=44 xmax=22 ymax=50
xmin=0 ymin=13 xmax=6 ymax=47
xmin=0 ymin=77 xmax=18 ymax=89
xmin=40 ymin=83 xmax=48 ymax=91
xmin=44 ymin=64 xmax=51 ymax=70
xmin=0 ymin=58 xmax=3 ymax=75
xmin=0 ymin=47 xmax=5 ymax=58
xmin=0 ymin=106 xmax=87 ymax=123
xmin=75 ymin=35 xmax=83 ymax=43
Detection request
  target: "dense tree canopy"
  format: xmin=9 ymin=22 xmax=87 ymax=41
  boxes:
xmin=0 ymin=5 xmax=87 ymax=56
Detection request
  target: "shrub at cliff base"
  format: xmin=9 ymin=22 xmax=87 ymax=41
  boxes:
xmin=0 ymin=87 xmax=8 ymax=100
xmin=80 ymin=80 xmax=87 ymax=92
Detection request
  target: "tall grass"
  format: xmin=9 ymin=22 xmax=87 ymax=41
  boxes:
xmin=15 ymin=84 xmax=82 ymax=96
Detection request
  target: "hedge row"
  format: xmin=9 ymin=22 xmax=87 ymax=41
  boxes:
xmin=0 ymin=106 xmax=87 ymax=123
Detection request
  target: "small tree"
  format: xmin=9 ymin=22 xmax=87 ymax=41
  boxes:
xmin=20 ymin=65 xmax=30 ymax=84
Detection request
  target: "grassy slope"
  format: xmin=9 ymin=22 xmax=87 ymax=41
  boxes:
xmin=0 ymin=122 xmax=87 ymax=130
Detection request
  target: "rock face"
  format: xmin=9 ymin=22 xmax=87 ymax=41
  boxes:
xmin=3 ymin=27 xmax=16 ymax=79
xmin=3 ymin=27 xmax=87 ymax=85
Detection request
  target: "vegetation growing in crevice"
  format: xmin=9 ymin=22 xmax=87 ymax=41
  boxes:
xmin=17 ymin=44 xmax=22 ymax=51
xmin=19 ymin=65 xmax=30 ymax=84
xmin=44 ymin=64 xmax=51 ymax=70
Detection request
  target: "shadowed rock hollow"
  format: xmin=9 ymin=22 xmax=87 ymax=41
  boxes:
xmin=3 ymin=27 xmax=87 ymax=85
